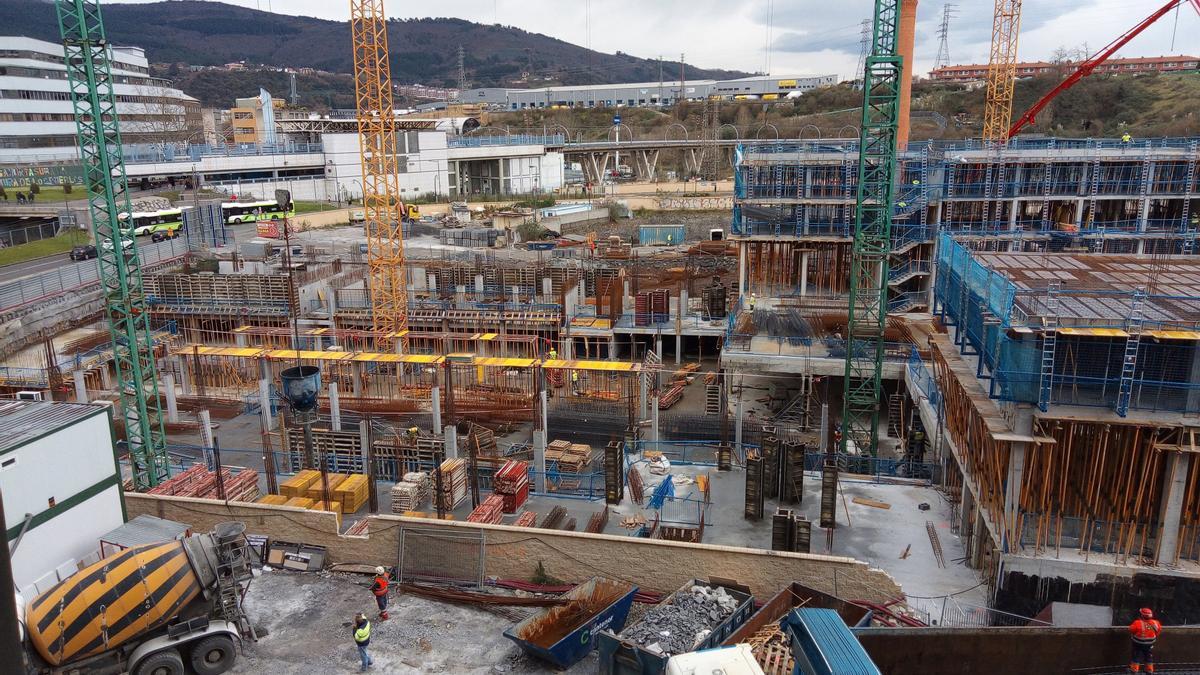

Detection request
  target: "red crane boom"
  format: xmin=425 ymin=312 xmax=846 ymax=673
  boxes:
xmin=1007 ymin=0 xmax=1200 ymax=139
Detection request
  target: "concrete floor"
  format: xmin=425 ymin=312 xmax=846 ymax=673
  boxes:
xmin=231 ymin=569 xmax=594 ymax=674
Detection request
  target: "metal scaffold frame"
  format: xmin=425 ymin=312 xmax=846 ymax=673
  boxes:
xmin=842 ymin=0 xmax=902 ymax=457
xmin=56 ymin=0 xmax=169 ymax=488
xmin=351 ymin=0 xmax=409 ymax=347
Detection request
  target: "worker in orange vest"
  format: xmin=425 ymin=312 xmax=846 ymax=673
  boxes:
xmin=370 ymin=566 xmax=390 ymax=621
xmin=1129 ymin=607 xmax=1162 ymax=673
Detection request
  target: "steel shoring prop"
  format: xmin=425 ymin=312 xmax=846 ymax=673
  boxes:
xmin=56 ymin=0 xmax=169 ymax=488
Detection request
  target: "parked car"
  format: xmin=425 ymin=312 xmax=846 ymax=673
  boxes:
xmin=69 ymin=244 xmax=97 ymax=261
xmin=150 ymin=228 xmax=179 ymax=243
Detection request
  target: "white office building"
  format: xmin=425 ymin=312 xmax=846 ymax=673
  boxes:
xmin=0 ymin=36 xmax=200 ymax=163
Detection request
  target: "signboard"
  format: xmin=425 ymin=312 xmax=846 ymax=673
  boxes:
xmin=0 ymin=164 xmax=83 ymax=188
xmin=612 ymin=115 xmax=622 ymax=125
xmin=778 ymin=79 xmax=798 ymax=88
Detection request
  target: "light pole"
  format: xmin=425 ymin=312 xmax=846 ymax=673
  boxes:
xmin=351 ymin=179 xmax=364 ymax=205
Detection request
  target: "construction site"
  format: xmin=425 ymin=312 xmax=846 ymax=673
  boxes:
xmin=3 ymin=0 xmax=1200 ymax=674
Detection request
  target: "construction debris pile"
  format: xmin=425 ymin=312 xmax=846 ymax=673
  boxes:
xmin=618 ymin=584 xmax=739 ymax=656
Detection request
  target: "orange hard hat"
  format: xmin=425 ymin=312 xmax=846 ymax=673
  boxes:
xmin=1140 ymin=608 xmax=1154 ymax=619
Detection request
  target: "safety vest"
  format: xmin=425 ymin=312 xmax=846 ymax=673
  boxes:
xmin=571 ymin=371 xmax=579 ymax=382
xmin=548 ymin=350 xmax=557 ymax=360
xmin=1130 ymin=619 xmax=1161 ymax=645
xmin=355 ymin=621 xmax=371 ymax=644
xmin=372 ymin=575 xmax=389 ymax=597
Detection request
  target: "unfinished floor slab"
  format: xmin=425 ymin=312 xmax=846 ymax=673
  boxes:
xmin=231 ymin=569 xmax=589 ymax=674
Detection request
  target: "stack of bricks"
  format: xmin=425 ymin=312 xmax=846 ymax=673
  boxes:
xmin=467 ymin=494 xmax=505 ymax=524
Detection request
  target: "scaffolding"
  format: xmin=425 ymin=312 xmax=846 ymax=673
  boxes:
xmin=934 ymin=232 xmax=1200 ymax=415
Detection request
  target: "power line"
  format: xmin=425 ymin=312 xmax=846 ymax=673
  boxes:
xmin=763 ymin=0 xmax=775 ymax=76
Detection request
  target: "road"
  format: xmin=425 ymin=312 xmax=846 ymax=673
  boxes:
xmin=0 ymin=221 xmax=262 ymax=284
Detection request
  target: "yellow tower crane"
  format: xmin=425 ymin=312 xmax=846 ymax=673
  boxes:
xmin=982 ymin=0 xmax=1022 ymax=142
xmin=350 ymin=0 xmax=408 ymax=348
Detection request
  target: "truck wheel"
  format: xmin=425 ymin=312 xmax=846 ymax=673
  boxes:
xmin=190 ymin=635 xmax=237 ymax=675
xmin=134 ymin=649 xmax=184 ymax=675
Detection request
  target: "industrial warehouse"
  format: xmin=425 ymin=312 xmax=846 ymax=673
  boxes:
xmin=1 ymin=0 xmax=1200 ymax=674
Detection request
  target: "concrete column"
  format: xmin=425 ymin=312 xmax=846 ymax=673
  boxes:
xmin=533 ymin=429 xmax=547 ymax=493
xmin=72 ymin=370 xmax=87 ymax=404
xmin=639 ymin=372 xmax=648 ymax=422
xmin=734 ymin=391 xmax=744 ymax=460
xmin=329 ymin=382 xmax=341 ymax=431
xmin=359 ymin=420 xmax=371 ymax=476
xmin=819 ymin=403 xmax=829 ymax=454
xmin=431 ymin=386 xmax=442 ymax=433
xmin=444 ymin=424 xmax=458 ymax=460
xmin=258 ymin=379 xmax=275 ymax=431
xmin=163 ymin=373 xmax=179 ymax=423
xmin=737 ymin=243 xmax=747 ymax=296
xmin=608 ymin=334 xmax=617 ymax=361
xmin=800 ymin=251 xmax=810 ymax=297
xmin=352 ymin=363 xmax=363 ymax=398
xmin=675 ymin=334 xmax=682 ymax=365
xmin=171 ymin=357 xmax=188 ymax=396
xmin=1008 ymin=199 xmax=1020 ymax=231
xmin=198 ymin=409 xmax=214 ymax=450
xmin=474 ymin=274 xmax=484 ymax=296
xmin=512 ymin=285 xmax=520 ymax=303
xmin=649 ymin=395 xmax=660 ymax=447
xmin=539 ymin=390 xmax=548 ymax=437
xmin=542 ymin=277 xmax=552 ymax=299
xmin=1003 ymin=404 xmax=1034 ymax=553
xmin=1157 ymin=451 xmax=1193 ymax=564
xmin=235 ymin=332 xmax=248 ymax=348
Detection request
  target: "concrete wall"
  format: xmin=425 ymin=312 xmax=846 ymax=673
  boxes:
xmin=125 ymin=493 xmax=902 ymax=602
xmin=856 ymin=626 xmax=1200 ymax=675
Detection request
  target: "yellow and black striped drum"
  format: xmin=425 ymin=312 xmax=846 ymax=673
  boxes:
xmin=25 ymin=541 xmax=203 ymax=666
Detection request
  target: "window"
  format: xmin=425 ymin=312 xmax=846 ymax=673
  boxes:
xmin=0 ymin=455 xmax=16 ymax=471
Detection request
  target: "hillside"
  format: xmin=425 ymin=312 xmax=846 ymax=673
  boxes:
xmin=4 ymin=0 xmax=748 ymax=89
xmin=492 ymin=71 xmax=1200 ymax=141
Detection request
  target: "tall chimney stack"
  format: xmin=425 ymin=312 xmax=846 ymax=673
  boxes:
xmin=896 ymin=0 xmax=919 ymax=150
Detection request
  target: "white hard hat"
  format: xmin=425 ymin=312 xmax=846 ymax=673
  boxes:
xmin=375 ymin=566 xmax=385 ymax=575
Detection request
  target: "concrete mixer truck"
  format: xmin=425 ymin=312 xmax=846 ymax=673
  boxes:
xmin=17 ymin=521 xmax=254 ymax=675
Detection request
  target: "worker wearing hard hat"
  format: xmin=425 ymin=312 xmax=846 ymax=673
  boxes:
xmin=370 ymin=567 xmax=390 ymax=621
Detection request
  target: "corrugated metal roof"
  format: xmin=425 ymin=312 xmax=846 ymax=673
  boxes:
xmin=100 ymin=514 xmax=189 ymax=549
xmin=0 ymin=400 xmax=107 ymax=455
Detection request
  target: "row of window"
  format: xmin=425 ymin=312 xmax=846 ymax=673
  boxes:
xmin=0 ymin=89 xmax=192 ymax=105
xmin=0 ymin=65 xmax=162 ymax=87
xmin=0 ymin=49 xmax=149 ymax=74
xmin=0 ymin=131 xmax=185 ymax=149
xmin=0 ymin=112 xmax=186 ymax=123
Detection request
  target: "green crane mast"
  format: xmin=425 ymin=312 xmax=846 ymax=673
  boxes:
xmin=57 ymin=0 xmax=170 ymax=488
xmin=841 ymin=0 xmax=902 ymax=457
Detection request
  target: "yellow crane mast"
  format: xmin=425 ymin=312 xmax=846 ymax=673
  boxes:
xmin=982 ymin=0 xmax=1023 ymax=142
xmin=350 ymin=0 xmax=408 ymax=347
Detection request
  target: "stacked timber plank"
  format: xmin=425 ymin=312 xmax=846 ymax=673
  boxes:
xmin=284 ymin=496 xmax=315 ymax=509
xmin=514 ymin=511 xmax=538 ymax=527
xmin=332 ymin=474 xmax=369 ymax=514
xmin=257 ymin=494 xmax=289 ymax=506
xmin=493 ymin=460 xmax=530 ymax=513
xmin=437 ymin=458 xmax=468 ymax=510
xmin=304 ymin=474 xmax=348 ymax=501
xmin=345 ymin=520 xmax=370 ymax=536
xmin=546 ymin=442 xmax=594 ymax=473
xmin=467 ymin=494 xmax=505 ymax=524
xmin=147 ymin=464 xmax=260 ymax=502
xmin=280 ymin=470 xmax=320 ymax=498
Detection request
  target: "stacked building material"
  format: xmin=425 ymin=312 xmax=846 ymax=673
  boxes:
xmin=390 ymin=482 xmax=424 ymax=513
xmin=304 ymin=473 xmax=349 ymax=501
xmin=345 ymin=520 xmax=370 ymax=536
xmin=284 ymin=496 xmax=315 ymax=509
xmin=546 ymin=442 xmax=594 ymax=473
xmin=540 ymin=505 xmax=567 ymax=529
xmin=514 ymin=511 xmax=538 ymax=527
xmin=437 ymin=458 xmax=468 ymax=510
xmin=658 ymin=383 xmax=685 ymax=409
xmin=467 ymin=494 xmax=505 ymax=524
xmin=257 ymin=494 xmax=289 ymax=506
xmin=333 ymin=474 xmax=370 ymax=514
xmin=146 ymin=464 xmax=259 ymax=502
xmin=585 ymin=506 xmax=609 ymax=534
xmin=493 ymin=460 xmax=531 ymax=513
xmin=279 ymin=470 xmax=320 ymax=498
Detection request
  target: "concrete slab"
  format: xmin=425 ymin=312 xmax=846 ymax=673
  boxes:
xmin=231 ymin=569 xmax=591 ymax=674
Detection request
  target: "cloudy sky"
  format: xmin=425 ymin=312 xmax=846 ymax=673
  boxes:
xmin=124 ymin=0 xmax=1199 ymax=79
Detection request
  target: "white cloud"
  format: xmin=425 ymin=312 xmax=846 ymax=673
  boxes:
xmin=116 ymin=0 xmax=1200 ymax=79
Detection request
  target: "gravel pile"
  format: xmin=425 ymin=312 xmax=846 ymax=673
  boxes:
xmin=618 ymin=584 xmax=739 ymax=656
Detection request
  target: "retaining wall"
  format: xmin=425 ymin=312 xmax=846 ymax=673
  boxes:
xmin=125 ymin=492 xmax=901 ymax=601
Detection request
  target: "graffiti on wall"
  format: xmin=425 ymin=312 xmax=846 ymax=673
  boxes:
xmin=0 ymin=165 xmax=83 ymax=188
xmin=656 ymin=196 xmax=734 ymax=210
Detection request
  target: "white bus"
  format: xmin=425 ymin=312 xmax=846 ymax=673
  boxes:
xmin=117 ymin=208 xmax=188 ymax=236
xmin=221 ymin=199 xmax=295 ymax=224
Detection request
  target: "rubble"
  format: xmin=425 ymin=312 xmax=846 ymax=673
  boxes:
xmin=618 ymin=584 xmax=738 ymax=656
